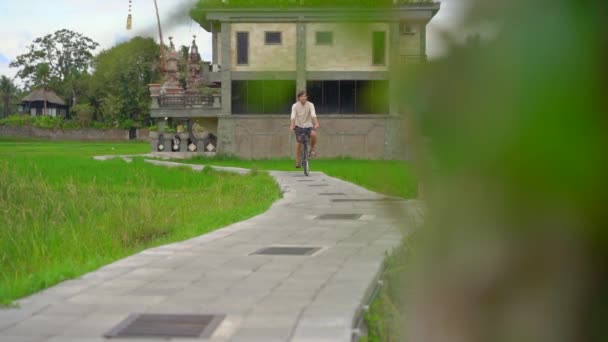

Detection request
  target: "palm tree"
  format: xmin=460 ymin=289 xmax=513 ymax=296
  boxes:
xmin=0 ymin=76 xmax=18 ymax=118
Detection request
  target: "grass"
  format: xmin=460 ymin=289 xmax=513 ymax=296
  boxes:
xmin=362 ymin=243 xmax=411 ymax=342
xmin=0 ymin=138 xmax=281 ymax=306
xmin=180 ymin=156 xmax=418 ymax=198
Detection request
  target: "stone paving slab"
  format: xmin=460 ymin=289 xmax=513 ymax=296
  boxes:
xmin=0 ymin=159 xmax=418 ymax=342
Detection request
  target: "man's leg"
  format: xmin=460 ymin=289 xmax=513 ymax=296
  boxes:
xmin=310 ymin=130 xmax=317 ymax=153
xmin=295 ymin=141 xmax=301 ymax=166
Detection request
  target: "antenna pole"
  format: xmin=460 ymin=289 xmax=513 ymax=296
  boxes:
xmin=153 ymin=0 xmax=166 ymax=74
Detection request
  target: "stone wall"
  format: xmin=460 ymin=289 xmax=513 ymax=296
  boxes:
xmin=306 ymin=23 xmax=390 ymax=71
xmin=0 ymin=125 xmax=149 ymax=141
xmin=398 ymin=25 xmax=421 ymax=56
xmin=217 ymin=115 xmax=409 ymax=160
xmin=231 ymin=23 xmax=297 ymax=71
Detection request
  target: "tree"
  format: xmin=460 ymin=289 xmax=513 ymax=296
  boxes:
xmin=10 ymin=29 xmax=99 ymax=105
xmin=99 ymin=94 xmax=122 ymax=124
xmin=71 ymin=103 xmax=94 ymax=127
xmin=0 ymin=76 xmax=20 ymax=118
xmin=90 ymin=37 xmax=161 ymax=125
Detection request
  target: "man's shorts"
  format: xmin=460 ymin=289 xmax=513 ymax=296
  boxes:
xmin=294 ymin=126 xmax=313 ymax=142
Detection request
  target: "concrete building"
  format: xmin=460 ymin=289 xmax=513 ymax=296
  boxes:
xmin=150 ymin=2 xmax=440 ymax=159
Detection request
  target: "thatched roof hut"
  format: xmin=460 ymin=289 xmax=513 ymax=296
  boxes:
xmin=20 ymin=88 xmax=67 ymax=117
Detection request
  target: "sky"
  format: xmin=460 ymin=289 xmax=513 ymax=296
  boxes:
xmin=0 ymin=0 xmax=471 ymax=83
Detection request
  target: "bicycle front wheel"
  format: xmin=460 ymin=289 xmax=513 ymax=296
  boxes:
xmin=302 ymin=142 xmax=309 ymax=176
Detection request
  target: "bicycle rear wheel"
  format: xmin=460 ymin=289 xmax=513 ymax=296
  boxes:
xmin=302 ymin=141 xmax=309 ymax=176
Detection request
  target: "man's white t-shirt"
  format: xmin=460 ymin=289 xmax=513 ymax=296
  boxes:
xmin=291 ymin=101 xmax=317 ymax=128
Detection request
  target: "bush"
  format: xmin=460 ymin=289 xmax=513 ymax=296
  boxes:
xmin=119 ymin=119 xmax=135 ymax=129
xmin=0 ymin=115 xmax=30 ymax=127
xmin=61 ymin=120 xmax=81 ymax=129
xmin=31 ymin=116 xmax=64 ymax=129
xmin=90 ymin=121 xmax=114 ymax=130
xmin=0 ymin=113 xmax=137 ymax=131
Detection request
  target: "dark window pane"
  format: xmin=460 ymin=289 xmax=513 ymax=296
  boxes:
xmin=323 ymin=81 xmax=340 ymax=114
xmin=232 ymin=81 xmax=248 ymax=114
xmin=235 ymin=80 xmax=295 ymax=114
xmin=265 ymin=32 xmax=282 ymax=45
xmin=339 ymin=80 xmax=357 ymax=114
xmin=248 ymin=80 xmax=264 ymax=113
xmin=280 ymin=80 xmax=297 ymax=113
xmin=262 ymin=81 xmax=276 ymax=114
xmin=372 ymin=31 xmax=386 ymax=65
xmin=372 ymin=80 xmax=389 ymax=114
xmin=356 ymin=80 xmax=372 ymax=114
xmin=316 ymin=31 xmax=333 ymax=45
xmin=307 ymin=81 xmax=323 ymax=113
xmin=236 ymin=32 xmax=249 ymax=65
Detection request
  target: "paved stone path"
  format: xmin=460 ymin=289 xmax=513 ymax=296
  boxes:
xmin=0 ymin=159 xmax=417 ymax=342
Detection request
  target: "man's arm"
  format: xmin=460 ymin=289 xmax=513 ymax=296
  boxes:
xmin=310 ymin=103 xmax=320 ymax=129
xmin=290 ymin=104 xmax=296 ymax=131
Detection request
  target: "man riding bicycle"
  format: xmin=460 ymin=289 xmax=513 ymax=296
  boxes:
xmin=290 ymin=90 xmax=320 ymax=168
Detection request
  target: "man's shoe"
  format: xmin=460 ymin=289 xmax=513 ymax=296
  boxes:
xmin=295 ymin=162 xmax=301 ymax=168
xmin=309 ymin=150 xmax=317 ymax=159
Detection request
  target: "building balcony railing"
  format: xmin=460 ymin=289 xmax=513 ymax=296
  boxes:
xmin=158 ymin=94 xmax=221 ymax=108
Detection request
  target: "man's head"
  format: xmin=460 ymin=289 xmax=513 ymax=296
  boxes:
xmin=297 ymin=90 xmax=308 ymax=104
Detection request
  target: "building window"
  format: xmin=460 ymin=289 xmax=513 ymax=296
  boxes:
xmin=315 ymin=31 xmax=333 ymax=45
xmin=307 ymin=80 xmax=389 ymax=114
xmin=232 ymin=80 xmax=296 ymax=114
xmin=372 ymin=31 xmax=386 ymax=65
xmin=236 ymin=32 xmax=249 ymax=65
xmin=265 ymin=31 xmax=282 ymax=45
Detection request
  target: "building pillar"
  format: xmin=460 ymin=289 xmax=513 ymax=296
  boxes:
xmin=296 ymin=21 xmax=307 ymax=92
xmin=420 ymin=23 xmax=427 ymax=61
xmin=220 ymin=22 xmax=232 ymax=116
xmin=388 ymin=22 xmax=400 ymax=116
xmin=158 ymin=119 xmax=166 ymax=133
xmin=217 ymin=22 xmax=234 ymax=156
xmin=212 ymin=23 xmax=219 ymax=65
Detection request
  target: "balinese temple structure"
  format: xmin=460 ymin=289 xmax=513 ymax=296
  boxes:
xmin=150 ymin=36 xmax=219 ymax=154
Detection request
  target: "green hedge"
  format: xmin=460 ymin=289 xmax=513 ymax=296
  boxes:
xmin=0 ymin=115 xmax=116 ymax=130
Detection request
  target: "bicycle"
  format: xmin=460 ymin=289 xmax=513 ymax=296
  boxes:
xmin=295 ymin=127 xmax=312 ymax=176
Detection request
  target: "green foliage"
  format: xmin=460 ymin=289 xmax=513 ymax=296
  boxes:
xmin=0 ymin=114 xmax=30 ymax=127
xmin=89 ymin=121 xmax=115 ymax=130
xmin=9 ymin=29 xmax=98 ymax=89
xmin=30 ymin=115 xmax=64 ymax=129
xmin=99 ymin=93 xmax=122 ymax=123
xmin=0 ymin=139 xmax=280 ymax=305
xmin=119 ymin=119 xmax=136 ymax=129
xmin=199 ymin=85 xmax=221 ymax=96
xmin=0 ymin=76 xmax=20 ymax=118
xmin=61 ymin=120 xmax=82 ymax=130
xmin=90 ymin=37 xmax=161 ymax=124
xmin=71 ymin=103 xmax=94 ymax=127
xmin=364 ymin=244 xmax=412 ymax=341
xmin=192 ymin=0 xmax=433 ymax=8
xmin=0 ymin=114 xmax=116 ymax=130
xmin=191 ymin=0 xmax=435 ymax=24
